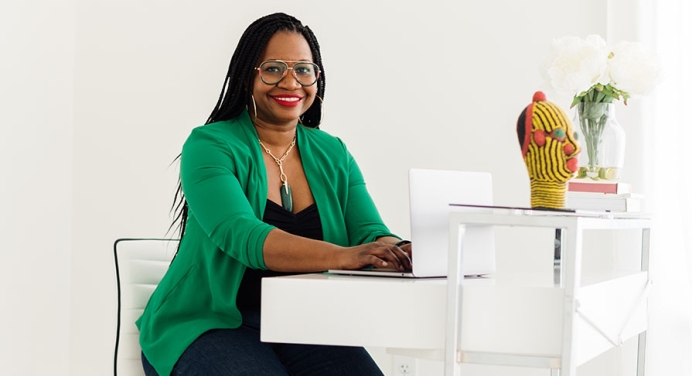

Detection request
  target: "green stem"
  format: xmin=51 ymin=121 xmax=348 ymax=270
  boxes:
xmin=578 ymin=102 xmax=610 ymax=171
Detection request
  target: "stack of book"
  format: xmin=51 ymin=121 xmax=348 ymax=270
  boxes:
xmin=566 ymin=181 xmax=643 ymax=212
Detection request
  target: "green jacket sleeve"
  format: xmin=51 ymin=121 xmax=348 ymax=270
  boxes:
xmin=180 ymin=126 xmax=273 ymax=269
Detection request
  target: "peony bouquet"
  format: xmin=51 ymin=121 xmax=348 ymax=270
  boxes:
xmin=541 ymin=35 xmax=661 ymax=108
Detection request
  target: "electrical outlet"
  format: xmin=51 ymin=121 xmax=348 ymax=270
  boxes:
xmin=392 ymin=355 xmax=417 ymax=375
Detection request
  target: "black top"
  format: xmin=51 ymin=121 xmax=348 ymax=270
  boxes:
xmin=235 ymin=200 xmax=324 ymax=312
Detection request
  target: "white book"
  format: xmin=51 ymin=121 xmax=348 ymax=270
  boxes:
xmin=566 ymin=192 xmax=643 ymax=212
xmin=566 ymin=192 xmax=644 ymax=199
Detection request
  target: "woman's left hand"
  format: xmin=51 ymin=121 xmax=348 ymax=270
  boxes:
xmin=397 ymin=242 xmax=412 ymax=260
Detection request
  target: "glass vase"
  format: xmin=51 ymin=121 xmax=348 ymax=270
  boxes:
xmin=573 ymin=102 xmax=626 ymax=181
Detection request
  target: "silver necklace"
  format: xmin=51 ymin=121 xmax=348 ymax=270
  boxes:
xmin=259 ymin=133 xmax=297 ymax=212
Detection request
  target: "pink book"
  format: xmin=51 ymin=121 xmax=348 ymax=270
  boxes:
xmin=568 ymin=181 xmax=633 ymax=194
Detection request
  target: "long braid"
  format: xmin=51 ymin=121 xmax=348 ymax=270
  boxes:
xmin=169 ymin=13 xmax=326 ymax=253
xmin=299 ymin=24 xmax=326 ymax=128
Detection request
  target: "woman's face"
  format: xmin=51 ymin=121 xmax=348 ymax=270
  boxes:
xmin=251 ymin=31 xmax=318 ymax=127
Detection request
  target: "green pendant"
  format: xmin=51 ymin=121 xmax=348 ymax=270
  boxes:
xmin=280 ymin=183 xmax=293 ymax=212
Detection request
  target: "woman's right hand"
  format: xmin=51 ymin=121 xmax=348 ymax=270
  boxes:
xmin=336 ymin=242 xmax=412 ymax=271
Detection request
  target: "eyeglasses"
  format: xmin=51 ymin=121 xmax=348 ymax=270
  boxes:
xmin=255 ymin=60 xmax=321 ymax=86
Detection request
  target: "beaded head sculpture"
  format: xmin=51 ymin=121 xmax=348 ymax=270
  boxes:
xmin=516 ymin=91 xmax=580 ymax=209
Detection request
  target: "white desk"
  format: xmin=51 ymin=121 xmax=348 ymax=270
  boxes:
xmin=261 ymin=209 xmax=651 ymax=376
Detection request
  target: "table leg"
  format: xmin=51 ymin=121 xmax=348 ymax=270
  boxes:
xmin=445 ymin=222 xmax=466 ymax=376
xmin=554 ymin=229 xmax=563 ymax=286
xmin=637 ymin=228 xmax=651 ymax=376
xmin=636 ymin=332 xmax=647 ymax=376
xmin=559 ymin=225 xmax=583 ymax=376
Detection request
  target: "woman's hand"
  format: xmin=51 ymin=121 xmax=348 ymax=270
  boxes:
xmin=336 ymin=242 xmax=412 ymax=271
xmin=398 ymin=242 xmax=412 ymax=260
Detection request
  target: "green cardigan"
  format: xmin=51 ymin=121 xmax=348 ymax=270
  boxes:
xmin=136 ymin=110 xmax=398 ymax=376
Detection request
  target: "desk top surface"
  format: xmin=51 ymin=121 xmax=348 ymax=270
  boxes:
xmin=450 ymin=204 xmax=651 ymax=219
xmin=448 ymin=205 xmax=652 ymax=229
xmin=266 ymin=270 xmax=646 ymax=289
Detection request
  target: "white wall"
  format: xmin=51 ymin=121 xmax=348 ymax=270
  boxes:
xmin=2 ymin=0 xmax=655 ymax=375
xmin=0 ymin=1 xmax=74 ymax=375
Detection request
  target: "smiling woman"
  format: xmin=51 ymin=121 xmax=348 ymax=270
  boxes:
xmin=133 ymin=12 xmax=412 ymax=376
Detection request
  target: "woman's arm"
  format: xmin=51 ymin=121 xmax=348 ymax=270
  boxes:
xmin=181 ymin=127 xmax=274 ymax=269
xmin=182 ymin=125 xmax=409 ymax=272
xmin=262 ymin=229 xmax=410 ymax=272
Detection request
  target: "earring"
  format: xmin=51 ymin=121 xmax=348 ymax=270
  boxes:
xmin=251 ymin=94 xmax=258 ymax=123
xmin=316 ymin=95 xmax=324 ymax=126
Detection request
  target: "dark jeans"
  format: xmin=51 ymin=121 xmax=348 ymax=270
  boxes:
xmin=141 ymin=311 xmax=383 ymax=376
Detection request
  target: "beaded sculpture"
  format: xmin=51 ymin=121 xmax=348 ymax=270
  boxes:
xmin=516 ymin=91 xmax=580 ymax=209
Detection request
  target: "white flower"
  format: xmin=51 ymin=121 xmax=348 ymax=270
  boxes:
xmin=609 ymin=41 xmax=662 ymax=96
xmin=540 ymin=35 xmax=662 ymax=105
xmin=542 ymin=35 xmax=610 ymax=97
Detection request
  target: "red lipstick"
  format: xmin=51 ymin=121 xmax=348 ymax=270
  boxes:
xmin=271 ymin=95 xmax=302 ymax=107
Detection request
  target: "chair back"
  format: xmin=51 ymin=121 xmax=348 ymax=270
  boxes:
xmin=114 ymin=238 xmax=179 ymax=376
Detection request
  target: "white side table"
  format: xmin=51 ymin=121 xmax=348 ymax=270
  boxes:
xmin=445 ymin=206 xmax=651 ymax=376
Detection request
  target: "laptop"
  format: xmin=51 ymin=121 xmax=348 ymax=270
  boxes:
xmin=327 ymin=168 xmax=497 ymax=278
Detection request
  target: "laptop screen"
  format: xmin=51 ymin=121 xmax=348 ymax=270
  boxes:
xmin=408 ymin=169 xmax=496 ymax=277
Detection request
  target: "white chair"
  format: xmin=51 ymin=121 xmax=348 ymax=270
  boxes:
xmin=114 ymin=238 xmax=179 ymax=376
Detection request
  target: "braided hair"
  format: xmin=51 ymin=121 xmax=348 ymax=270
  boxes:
xmin=170 ymin=12 xmax=326 ymax=246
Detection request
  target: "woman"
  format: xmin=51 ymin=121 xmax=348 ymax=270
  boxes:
xmin=136 ymin=12 xmax=412 ymax=376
